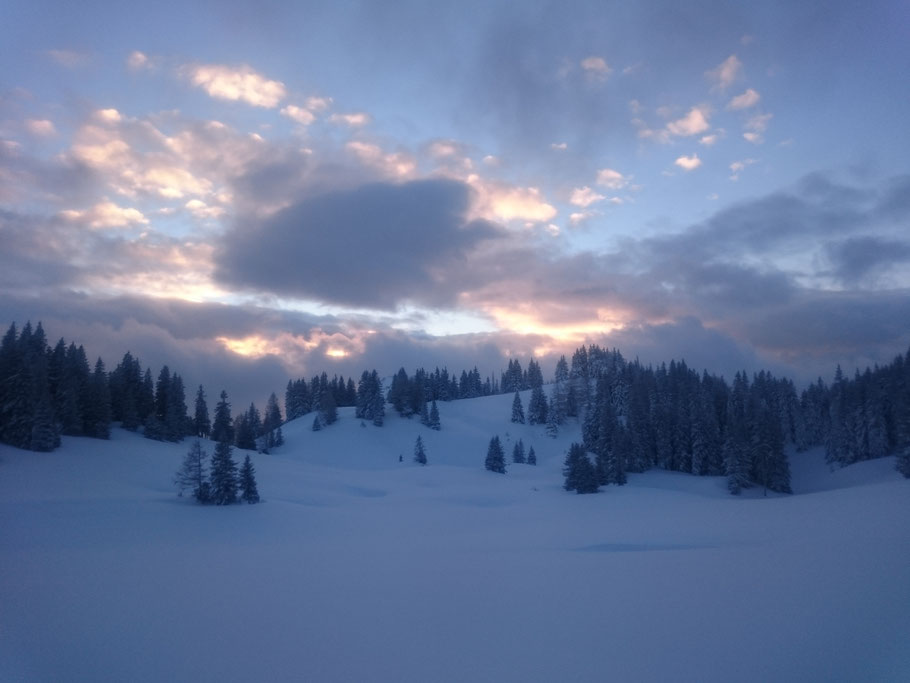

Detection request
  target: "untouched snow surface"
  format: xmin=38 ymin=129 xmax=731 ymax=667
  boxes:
xmin=1 ymin=391 xmax=909 ymax=682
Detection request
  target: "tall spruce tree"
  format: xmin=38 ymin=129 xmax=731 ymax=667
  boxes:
xmin=428 ymin=400 xmax=441 ymax=430
xmin=414 ymin=435 xmax=427 ymax=465
xmin=84 ymin=358 xmax=111 ymax=439
xmin=563 ymin=443 xmax=598 ymax=494
xmin=211 ymin=390 xmax=233 ymax=443
xmin=193 ymin=385 xmax=211 ymax=438
xmin=484 ymin=436 xmax=506 ymax=473
xmin=511 ymin=391 xmax=525 ymax=424
xmin=528 ymin=385 xmax=548 ymax=425
xmin=165 ymin=373 xmax=187 ymax=441
xmin=209 ymin=438 xmax=239 ymax=505
xmin=239 ymin=454 xmax=260 ymax=504
xmin=512 ymin=438 xmax=526 ymax=464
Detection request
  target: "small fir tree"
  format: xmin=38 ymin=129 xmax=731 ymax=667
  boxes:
xmin=485 ymin=435 xmax=506 ymax=473
xmin=545 ymin=396 xmax=559 ymax=438
xmin=512 ymin=438 xmax=526 ymax=464
xmin=527 ymin=445 xmax=537 ymax=466
xmin=211 ymin=390 xmax=233 ymax=443
xmin=209 ymin=439 xmax=238 ymax=505
xmin=563 ymin=443 xmax=598 ymax=494
xmin=511 ymin=391 xmax=525 ymax=424
xmin=175 ymin=439 xmax=210 ymax=503
xmin=414 ymin=435 xmax=427 ymax=465
xmin=239 ymin=454 xmax=260 ymax=504
xmin=429 ymin=400 xmax=441 ymax=430
xmin=193 ymin=385 xmax=211 ymax=438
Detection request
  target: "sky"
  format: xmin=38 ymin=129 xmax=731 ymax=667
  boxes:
xmin=1 ymin=0 xmax=909 ymax=408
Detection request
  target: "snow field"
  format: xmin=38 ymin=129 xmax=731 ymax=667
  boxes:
xmin=1 ymin=391 xmax=908 ymax=682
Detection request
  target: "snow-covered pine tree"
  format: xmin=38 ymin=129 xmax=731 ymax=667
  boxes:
xmin=29 ymin=393 xmax=58 ymax=452
xmin=429 ymin=400 xmax=441 ymax=430
xmin=527 ymin=445 xmax=537 ymax=465
xmin=512 ymin=438 xmax=526 ymax=464
xmin=528 ymin=385 xmax=547 ymax=424
xmin=175 ymin=439 xmax=210 ymax=503
xmin=193 ymin=385 xmax=211 ymax=438
xmin=511 ymin=391 xmax=525 ymax=424
xmin=545 ymin=396 xmax=559 ymax=438
xmin=209 ymin=439 xmax=238 ymax=505
xmin=239 ymin=454 xmax=260 ymax=504
xmin=320 ymin=387 xmax=338 ymax=426
xmin=420 ymin=401 xmax=431 ymax=427
xmin=563 ymin=443 xmax=598 ymax=494
xmin=211 ymin=390 xmax=233 ymax=443
xmin=84 ymin=358 xmax=111 ymax=439
xmin=234 ymin=411 xmax=256 ymax=450
xmin=164 ymin=373 xmax=187 ymax=442
xmin=154 ymin=365 xmax=170 ymax=422
xmin=414 ymin=435 xmax=427 ymax=465
xmin=484 ymin=436 xmax=506 ymax=473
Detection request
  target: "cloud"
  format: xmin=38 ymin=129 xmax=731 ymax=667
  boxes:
xmin=550 ymin=142 xmax=568 ymax=151
xmin=182 ymin=63 xmax=286 ymax=108
xmin=706 ymin=55 xmax=742 ymax=90
xmin=674 ymin=154 xmax=701 ymax=171
xmin=596 ymin=168 xmax=629 ymax=190
xmin=185 ymin=199 xmax=225 ymax=220
xmin=570 ymin=186 xmax=605 ymax=207
xmin=825 ymin=236 xmax=910 ymax=286
xmin=699 ymin=134 xmax=718 ymax=146
xmin=127 ymin=51 xmax=150 ymax=70
xmin=305 ymin=96 xmax=333 ymax=112
xmin=743 ymin=112 xmax=772 ymax=144
xmin=345 ymin=141 xmax=416 ymax=179
xmin=729 ymin=158 xmax=756 ymax=180
xmin=46 ymin=49 xmax=90 ymax=68
xmin=580 ymin=55 xmax=611 ymax=81
xmin=569 ymin=211 xmax=597 ymax=226
xmin=280 ymin=105 xmax=316 ymax=126
xmin=60 ymin=201 xmax=149 ymax=229
xmin=215 ymin=179 xmax=504 ymax=309
xmin=25 ymin=119 xmax=56 ymax=137
xmin=93 ymin=109 xmax=122 ymax=124
xmin=727 ymin=88 xmax=760 ymax=110
xmin=329 ymin=112 xmax=371 ymax=127
xmin=666 ymin=106 xmax=711 ymax=137
xmin=467 ymin=177 xmax=557 ymax=223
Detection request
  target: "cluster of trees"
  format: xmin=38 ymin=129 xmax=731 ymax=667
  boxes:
xmin=6 ymin=320 xmax=909 ymax=489
xmin=501 ymin=358 xmax=545 ymax=393
xmin=384 ymin=365 xmax=509 ymax=407
xmin=815 ymin=358 xmax=910 ymax=474
xmin=0 ymin=322 xmax=286 ymax=457
xmin=0 ymin=322 xmax=111 ymax=451
xmin=557 ymin=343 xmax=910 ymax=494
xmin=285 ymin=373 xmax=358 ymax=421
xmin=174 ymin=438 xmax=260 ymax=505
xmin=555 ymin=347 xmax=793 ymax=495
xmin=484 ymin=435 xmax=537 ymax=473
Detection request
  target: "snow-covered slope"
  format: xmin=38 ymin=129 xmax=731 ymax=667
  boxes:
xmin=1 ymin=392 xmax=908 ymax=682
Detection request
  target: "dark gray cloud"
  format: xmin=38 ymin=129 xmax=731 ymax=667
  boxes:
xmin=216 ymin=178 xmax=502 ymax=309
xmin=826 ymin=236 xmax=910 ymax=286
xmin=604 ymin=316 xmax=770 ymax=381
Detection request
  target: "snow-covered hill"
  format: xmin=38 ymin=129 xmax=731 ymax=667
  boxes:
xmin=1 ymin=392 xmax=908 ymax=682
